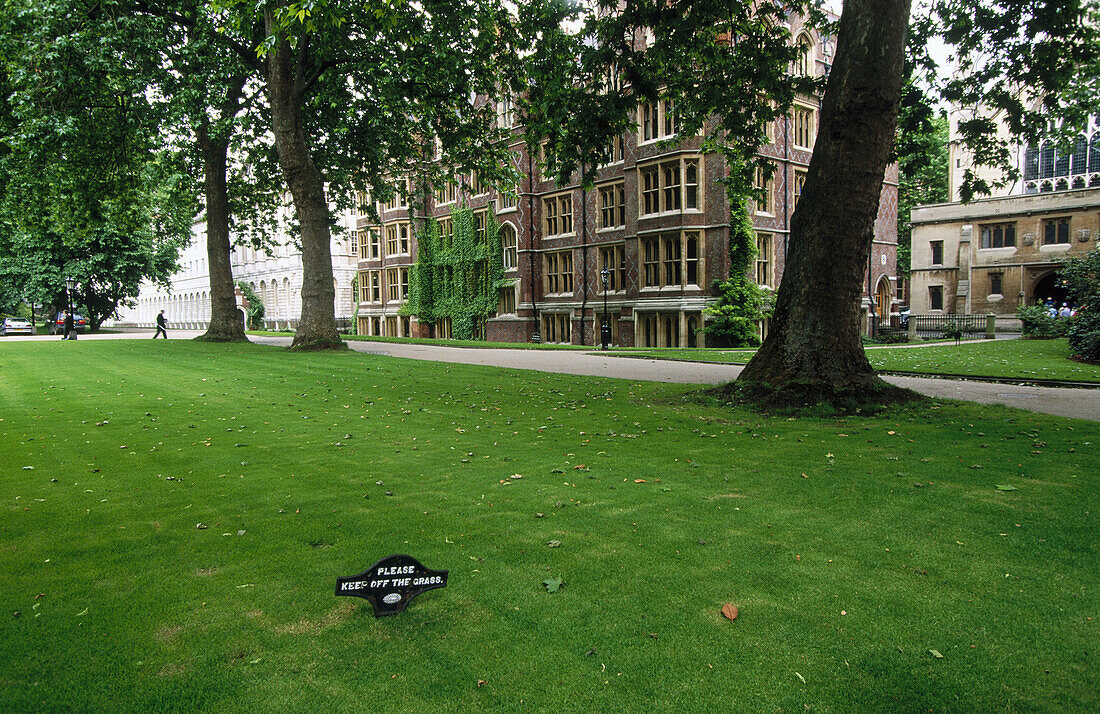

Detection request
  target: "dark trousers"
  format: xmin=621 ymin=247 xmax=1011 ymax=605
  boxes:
xmin=154 ymin=325 xmax=167 ymax=339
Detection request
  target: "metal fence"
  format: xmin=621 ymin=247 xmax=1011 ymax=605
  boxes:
xmin=907 ymin=313 xmax=993 ymax=340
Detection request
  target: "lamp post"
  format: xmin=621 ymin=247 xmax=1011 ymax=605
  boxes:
xmin=600 ymin=267 xmax=610 ymax=350
xmin=65 ymin=276 xmax=75 ymax=337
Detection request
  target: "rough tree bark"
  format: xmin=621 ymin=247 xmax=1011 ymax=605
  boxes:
xmin=196 ymin=119 xmax=248 ymax=342
xmin=735 ymin=0 xmax=919 ymax=409
xmin=265 ymin=18 xmax=342 ymax=350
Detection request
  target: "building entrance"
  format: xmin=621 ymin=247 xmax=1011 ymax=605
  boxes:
xmin=1032 ymin=272 xmax=1069 ymax=308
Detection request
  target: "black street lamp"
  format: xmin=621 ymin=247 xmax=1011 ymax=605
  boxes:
xmin=65 ymin=276 xmax=75 ymax=334
xmin=600 ymin=267 xmax=610 ymax=350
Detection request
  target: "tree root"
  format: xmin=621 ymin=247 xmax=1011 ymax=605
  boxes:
xmin=194 ymin=332 xmax=250 ymax=343
xmin=707 ymin=377 xmax=924 ymax=415
xmin=288 ymin=336 xmax=348 ymax=351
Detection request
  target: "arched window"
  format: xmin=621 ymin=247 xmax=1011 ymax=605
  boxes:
xmin=1025 ymin=181 xmax=1038 ymax=194
xmin=1056 ymin=178 xmax=1069 ymax=191
xmin=1072 ymin=135 xmax=1089 ymax=174
xmin=283 ymin=278 xmax=291 ymax=316
xmin=501 ymin=224 xmax=518 ymax=269
xmin=1073 ymin=176 xmax=1085 ymax=189
xmin=1024 ymin=145 xmax=1039 ymax=181
xmin=1055 ymin=148 xmax=1070 ymax=177
xmin=1039 ymin=143 xmax=1055 ymax=178
xmin=795 ymin=35 xmax=813 ymax=76
xmin=1038 ymin=140 xmax=1056 ymax=177
xmin=1040 ymin=180 xmax=1053 ymax=193
xmin=1091 ymin=174 xmax=1100 ymax=187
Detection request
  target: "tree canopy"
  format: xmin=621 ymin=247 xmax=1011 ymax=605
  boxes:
xmin=0 ymin=0 xmax=192 ymax=326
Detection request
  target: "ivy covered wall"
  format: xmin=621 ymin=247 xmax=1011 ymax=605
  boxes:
xmin=404 ymin=206 xmax=508 ymax=340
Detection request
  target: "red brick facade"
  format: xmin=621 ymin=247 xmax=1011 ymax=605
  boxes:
xmin=354 ymin=28 xmax=898 ymax=345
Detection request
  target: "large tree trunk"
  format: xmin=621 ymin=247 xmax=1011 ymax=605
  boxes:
xmin=196 ymin=121 xmax=249 ymax=342
xmin=735 ymin=0 xmax=918 ymax=409
xmin=265 ymin=20 xmax=342 ymax=350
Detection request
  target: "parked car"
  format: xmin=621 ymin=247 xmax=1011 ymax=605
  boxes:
xmin=1 ymin=317 xmax=34 ymax=336
xmin=48 ymin=312 xmax=88 ymax=335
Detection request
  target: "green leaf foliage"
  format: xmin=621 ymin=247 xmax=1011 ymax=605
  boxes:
xmin=1060 ymin=250 xmax=1100 ymax=361
xmin=405 ymin=207 xmax=507 ymax=340
xmin=237 ymin=281 xmax=266 ymax=329
xmin=920 ymin=0 xmax=1100 ymax=200
xmin=524 ymin=0 xmax=825 ymax=199
xmin=0 ymin=0 xmax=195 ymax=327
xmin=1016 ymin=305 xmax=1069 ymax=339
xmin=704 ymin=199 xmax=768 ymax=348
xmin=896 ymin=77 xmax=949 ymax=278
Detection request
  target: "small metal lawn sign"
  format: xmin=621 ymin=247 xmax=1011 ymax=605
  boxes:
xmin=335 ymin=554 xmax=448 ymax=617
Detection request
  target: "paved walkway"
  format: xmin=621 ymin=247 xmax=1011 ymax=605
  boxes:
xmin=251 ymin=336 xmax=1100 ymax=422
xmin=9 ymin=330 xmax=1098 ymax=421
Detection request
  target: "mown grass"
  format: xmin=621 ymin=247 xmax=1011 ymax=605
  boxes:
xmin=0 ymin=340 xmax=1097 ymax=712
xmin=867 ymin=338 xmax=1099 ymax=382
xmin=247 ymin=331 xmax=594 ymax=350
xmin=614 ymin=339 xmax=1100 ymax=383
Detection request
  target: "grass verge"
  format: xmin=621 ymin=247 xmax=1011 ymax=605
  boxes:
xmin=247 ymin=331 xmax=594 ymax=351
xmin=1 ymin=340 xmax=1096 ymax=711
xmin=613 ymin=339 xmax=1100 ymax=383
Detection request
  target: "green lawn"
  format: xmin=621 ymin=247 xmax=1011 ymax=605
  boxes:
xmin=1 ymin=340 xmax=1097 ymax=712
xmin=867 ymin=338 xmax=1100 ymax=382
xmin=614 ymin=339 xmax=1100 ymax=383
xmin=248 ymin=331 xmax=595 ymax=350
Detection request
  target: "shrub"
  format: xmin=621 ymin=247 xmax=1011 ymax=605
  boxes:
xmin=1059 ymin=249 xmax=1100 ymax=360
xmin=1017 ymin=305 xmax=1067 ymax=338
xmin=237 ymin=282 xmax=265 ymax=329
xmin=704 ymin=198 xmax=770 ymax=348
xmin=705 ymin=278 xmax=767 ymax=347
xmin=1067 ymin=310 xmax=1100 ymax=362
xmin=940 ymin=321 xmax=964 ymax=344
xmin=862 ymin=330 xmax=909 ymax=345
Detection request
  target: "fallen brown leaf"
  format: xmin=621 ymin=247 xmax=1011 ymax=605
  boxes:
xmin=721 ymin=603 xmax=738 ymax=620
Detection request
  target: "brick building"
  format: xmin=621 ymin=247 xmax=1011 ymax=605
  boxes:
xmin=354 ymin=28 xmax=899 ymax=346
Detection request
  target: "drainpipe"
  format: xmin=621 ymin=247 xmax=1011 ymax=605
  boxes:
xmin=868 ymin=249 xmax=876 ymax=337
xmin=579 ymin=163 xmax=588 ymax=346
xmin=527 ymin=148 xmax=539 ymax=337
xmin=783 ymin=114 xmax=791 ymax=263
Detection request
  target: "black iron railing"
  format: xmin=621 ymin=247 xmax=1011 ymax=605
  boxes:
xmin=907 ymin=313 xmax=991 ymax=340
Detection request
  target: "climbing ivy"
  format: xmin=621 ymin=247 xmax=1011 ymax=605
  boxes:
xmin=404 ymin=206 xmax=506 ymax=340
xmin=237 ymin=281 xmax=265 ymax=330
xmin=704 ymin=197 xmax=769 ymax=347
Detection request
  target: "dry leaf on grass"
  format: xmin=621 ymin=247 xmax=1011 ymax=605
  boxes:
xmin=721 ymin=603 xmax=738 ymax=620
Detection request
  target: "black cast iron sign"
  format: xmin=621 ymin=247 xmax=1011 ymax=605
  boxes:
xmin=335 ymin=554 xmax=449 ymax=617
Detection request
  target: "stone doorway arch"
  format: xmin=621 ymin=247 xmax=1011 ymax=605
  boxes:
xmin=875 ymin=275 xmax=893 ymax=322
xmin=1032 ymin=271 xmax=1068 ymax=308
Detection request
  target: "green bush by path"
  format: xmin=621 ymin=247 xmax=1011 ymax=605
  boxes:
xmin=1017 ymin=305 xmax=1068 ymax=339
xmin=0 ymin=341 xmax=1097 ymax=712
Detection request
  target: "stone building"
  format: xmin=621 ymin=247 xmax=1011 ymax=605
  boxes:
xmin=912 ymin=113 xmax=1099 ymax=321
xmin=112 ymin=209 xmax=359 ymax=330
xmin=910 ymin=188 xmax=1100 ymax=317
xmin=354 ymin=27 xmax=899 ymax=346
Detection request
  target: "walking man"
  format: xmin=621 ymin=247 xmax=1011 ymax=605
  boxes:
xmin=154 ymin=310 xmax=168 ymax=339
xmin=62 ymin=311 xmax=74 ymax=340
